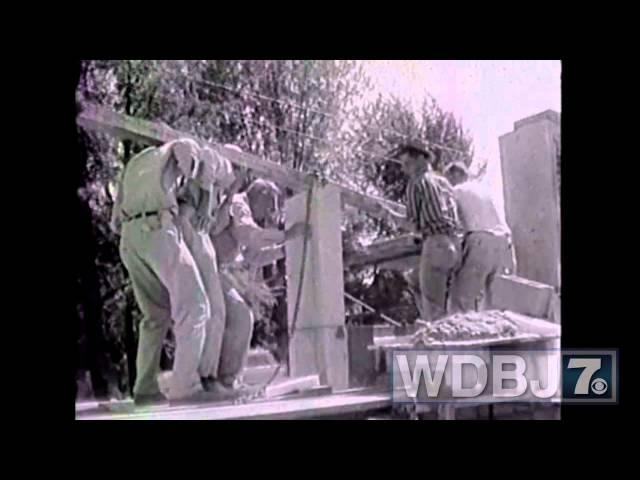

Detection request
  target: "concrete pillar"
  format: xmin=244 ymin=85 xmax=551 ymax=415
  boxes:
xmin=499 ymin=110 xmax=561 ymax=288
xmin=284 ymin=184 xmax=349 ymax=391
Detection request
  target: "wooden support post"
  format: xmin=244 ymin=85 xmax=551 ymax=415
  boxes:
xmin=285 ymin=184 xmax=349 ymax=391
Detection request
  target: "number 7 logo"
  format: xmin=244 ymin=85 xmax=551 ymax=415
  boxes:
xmin=567 ymin=358 xmax=601 ymax=395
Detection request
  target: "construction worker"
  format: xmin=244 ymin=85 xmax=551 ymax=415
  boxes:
xmin=112 ymin=138 xmax=230 ymax=406
xmin=244 ymin=179 xmax=289 ymax=363
xmin=444 ymin=161 xmax=516 ymax=311
xmin=210 ymin=166 xmax=309 ymax=389
xmin=385 ymin=141 xmax=463 ymax=322
xmin=175 ymin=145 xmax=244 ymax=397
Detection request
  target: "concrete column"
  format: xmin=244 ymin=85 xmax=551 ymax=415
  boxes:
xmin=499 ymin=110 xmax=561 ymax=288
xmin=284 ymin=184 xmax=349 ymax=390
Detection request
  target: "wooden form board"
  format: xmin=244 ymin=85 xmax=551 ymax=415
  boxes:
xmin=76 ymin=389 xmax=391 ymax=420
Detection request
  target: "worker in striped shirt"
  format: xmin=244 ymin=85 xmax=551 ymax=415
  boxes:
xmin=386 ymin=141 xmax=464 ymax=322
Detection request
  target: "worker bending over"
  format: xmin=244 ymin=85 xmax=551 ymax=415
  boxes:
xmin=112 ymin=138 xmax=230 ymax=405
xmin=444 ymin=162 xmax=516 ymax=312
xmin=210 ymin=156 xmax=309 ymax=389
xmin=176 ymin=145 xmax=249 ymax=399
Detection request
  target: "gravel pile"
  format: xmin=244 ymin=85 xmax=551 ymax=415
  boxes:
xmin=412 ymin=310 xmax=520 ymax=345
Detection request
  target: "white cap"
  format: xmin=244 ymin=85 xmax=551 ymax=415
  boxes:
xmin=172 ymin=138 xmax=201 ymax=179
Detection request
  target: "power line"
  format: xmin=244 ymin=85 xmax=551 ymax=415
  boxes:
xmin=191 ymin=74 xmax=470 ymax=156
xmin=129 ymin=68 xmax=488 ymax=176
xmin=154 ymin=63 xmax=474 ymax=158
xmin=238 ymin=113 xmax=404 ymax=165
xmin=128 ymin=88 xmax=379 ymax=193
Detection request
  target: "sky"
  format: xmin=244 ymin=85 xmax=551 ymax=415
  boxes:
xmin=359 ymin=60 xmax=562 ymax=217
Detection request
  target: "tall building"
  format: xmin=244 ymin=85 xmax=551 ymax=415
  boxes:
xmin=499 ymin=110 xmax=561 ymax=288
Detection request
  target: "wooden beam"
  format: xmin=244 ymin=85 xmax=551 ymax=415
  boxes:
xmin=344 ymin=234 xmax=421 ymax=269
xmin=77 ymin=388 xmax=392 ymax=420
xmin=76 ymin=103 xmax=180 ymax=146
xmin=77 ymin=103 xmax=406 ymax=220
xmin=251 ymin=233 xmax=422 ymax=270
xmin=264 ymin=375 xmax=321 ymax=398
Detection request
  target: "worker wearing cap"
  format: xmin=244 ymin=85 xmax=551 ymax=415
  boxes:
xmin=444 ymin=162 xmax=517 ymax=311
xmin=243 ymin=179 xmax=290 ymax=363
xmin=113 ymin=138 xmax=226 ymax=405
xmin=385 ymin=141 xmax=463 ymax=322
xmin=175 ymin=145 xmax=243 ymax=398
xmin=210 ymin=164 xmax=308 ymax=389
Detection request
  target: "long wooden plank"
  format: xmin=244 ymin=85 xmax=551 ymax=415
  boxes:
xmin=264 ymin=375 xmax=320 ymax=398
xmin=77 ymin=389 xmax=392 ymax=420
xmin=250 ymin=233 xmax=420 ymax=270
xmin=344 ymin=234 xmax=421 ymax=269
xmin=76 ymin=384 xmax=334 ymax=418
xmin=76 ymin=103 xmax=406 ymax=220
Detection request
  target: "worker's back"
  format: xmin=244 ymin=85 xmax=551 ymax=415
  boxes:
xmin=120 ymin=144 xmax=179 ymax=217
xmin=453 ymin=181 xmax=510 ymax=236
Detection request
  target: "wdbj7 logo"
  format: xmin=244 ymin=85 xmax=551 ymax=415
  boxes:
xmin=391 ymin=349 xmax=562 ymax=404
xmin=562 ymin=350 xmax=617 ymax=403
xmin=390 ymin=349 xmax=617 ymax=404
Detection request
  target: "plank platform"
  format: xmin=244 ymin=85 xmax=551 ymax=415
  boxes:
xmin=76 ymin=387 xmax=391 ymax=420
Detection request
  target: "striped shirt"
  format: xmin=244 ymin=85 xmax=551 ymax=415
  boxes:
xmin=405 ymin=171 xmax=461 ymax=237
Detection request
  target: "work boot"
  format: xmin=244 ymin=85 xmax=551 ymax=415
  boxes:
xmin=202 ymin=375 xmax=243 ymax=393
xmin=133 ymin=392 xmax=168 ymax=407
xmin=200 ymin=375 xmax=219 ymax=392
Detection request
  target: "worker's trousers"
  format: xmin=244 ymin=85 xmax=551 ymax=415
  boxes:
xmin=178 ymin=217 xmax=227 ymax=380
xmin=418 ymin=234 xmax=462 ymax=322
xmin=449 ymin=231 xmax=511 ymax=312
xmin=217 ymin=273 xmax=254 ymax=385
xmin=119 ymin=214 xmax=208 ymax=400
xmin=155 ymin=273 xmax=254 ymax=394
